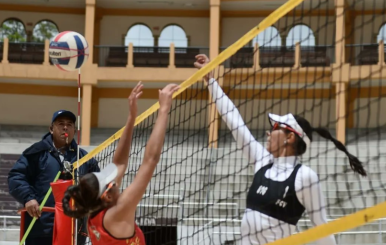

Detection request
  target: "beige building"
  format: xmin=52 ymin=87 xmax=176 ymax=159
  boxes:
xmin=1 ymin=0 xmax=385 ymax=147
xmin=1 ymin=0 xmax=386 ymax=244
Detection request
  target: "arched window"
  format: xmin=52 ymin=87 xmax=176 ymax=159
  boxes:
xmin=286 ymin=24 xmax=315 ymax=47
xmin=0 ymin=18 xmax=27 ymax=42
xmin=125 ymin=24 xmax=154 ymax=47
xmin=377 ymin=23 xmax=386 ymax=43
xmin=159 ymin=25 xmax=187 ymax=47
xmin=32 ymin=20 xmax=59 ymax=42
xmin=252 ymin=26 xmax=281 ymax=47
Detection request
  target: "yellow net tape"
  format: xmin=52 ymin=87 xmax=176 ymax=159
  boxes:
xmin=74 ymin=0 xmax=306 ymax=169
xmin=268 ymin=200 xmax=386 ymax=245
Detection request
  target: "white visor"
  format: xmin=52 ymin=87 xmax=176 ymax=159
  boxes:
xmin=92 ymin=163 xmax=118 ymax=198
xmin=268 ymin=113 xmax=311 ymax=153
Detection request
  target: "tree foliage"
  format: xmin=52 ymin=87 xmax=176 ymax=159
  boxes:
xmin=31 ymin=20 xmax=59 ymax=43
xmin=0 ymin=19 xmax=27 ymax=42
xmin=0 ymin=19 xmax=59 ymax=43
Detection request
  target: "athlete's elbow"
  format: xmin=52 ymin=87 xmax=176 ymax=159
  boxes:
xmin=112 ymin=158 xmax=128 ymax=166
xmin=143 ymin=153 xmax=161 ymax=166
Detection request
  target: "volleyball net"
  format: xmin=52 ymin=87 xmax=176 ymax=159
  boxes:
xmin=74 ymin=0 xmax=386 ymax=244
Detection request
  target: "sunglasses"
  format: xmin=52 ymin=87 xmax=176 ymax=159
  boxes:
xmin=100 ymin=181 xmax=116 ymax=200
xmin=272 ymin=122 xmax=302 ymax=137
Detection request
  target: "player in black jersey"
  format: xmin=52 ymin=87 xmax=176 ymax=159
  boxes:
xmin=194 ymin=54 xmax=366 ymax=245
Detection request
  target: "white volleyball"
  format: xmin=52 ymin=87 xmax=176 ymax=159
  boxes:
xmin=49 ymin=31 xmax=89 ymax=72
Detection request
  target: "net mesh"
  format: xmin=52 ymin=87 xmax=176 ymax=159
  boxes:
xmin=74 ymin=0 xmax=386 ymax=244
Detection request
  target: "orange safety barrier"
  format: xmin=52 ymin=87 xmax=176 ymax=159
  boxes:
xmin=18 ymin=207 xmax=55 ymax=242
xmin=18 ymin=180 xmax=73 ymax=245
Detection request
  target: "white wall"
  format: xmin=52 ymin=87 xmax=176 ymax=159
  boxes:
xmin=0 ymin=11 xmax=85 ymax=35
xmin=0 ymin=94 xmax=77 ymax=126
xmin=98 ymin=98 xmax=208 ymax=129
xmin=98 ymin=98 xmax=156 ymax=128
xmin=2 ymin=92 xmax=384 ymax=130
xmin=4 ymin=94 xmax=385 ymax=130
xmin=99 ymin=16 xmax=210 ymax=46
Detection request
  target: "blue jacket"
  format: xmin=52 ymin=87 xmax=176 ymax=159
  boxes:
xmin=8 ymin=132 xmax=100 ymax=238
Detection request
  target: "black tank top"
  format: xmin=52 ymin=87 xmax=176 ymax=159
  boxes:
xmin=246 ymin=163 xmax=305 ymax=225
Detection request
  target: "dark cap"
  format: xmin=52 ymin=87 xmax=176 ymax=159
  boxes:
xmin=52 ymin=110 xmax=76 ymax=124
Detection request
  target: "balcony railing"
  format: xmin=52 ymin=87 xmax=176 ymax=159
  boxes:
xmin=221 ymin=44 xmax=334 ymax=69
xmin=2 ymin=38 xmax=386 ymax=69
xmin=0 ymin=39 xmax=51 ymax=65
xmin=94 ymin=44 xmax=209 ymax=68
xmin=5 ymin=42 xmax=46 ymax=64
xmin=346 ymin=41 xmax=386 ymax=66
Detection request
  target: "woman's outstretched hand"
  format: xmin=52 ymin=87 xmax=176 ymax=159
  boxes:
xmin=159 ymin=84 xmax=180 ymax=113
xmin=194 ymin=54 xmax=213 ymax=82
xmin=128 ymin=81 xmax=144 ymax=118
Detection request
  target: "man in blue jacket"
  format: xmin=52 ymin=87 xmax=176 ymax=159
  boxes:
xmin=8 ymin=110 xmax=100 ymax=245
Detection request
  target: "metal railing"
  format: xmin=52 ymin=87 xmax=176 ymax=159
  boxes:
xmin=94 ymin=44 xmax=209 ymax=68
xmin=346 ymin=42 xmax=386 ymax=66
xmin=1 ymin=38 xmax=386 ymax=71
xmin=0 ymin=39 xmax=52 ymax=65
xmin=0 ymin=215 xmax=20 ymax=241
xmin=220 ymin=44 xmax=334 ymax=69
xmin=7 ymin=42 xmax=45 ymax=64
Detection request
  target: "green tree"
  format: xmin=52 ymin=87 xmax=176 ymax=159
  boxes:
xmin=0 ymin=19 xmax=27 ymax=42
xmin=31 ymin=21 xmax=59 ymax=43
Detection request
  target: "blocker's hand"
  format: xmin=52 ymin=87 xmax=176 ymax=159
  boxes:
xmin=194 ymin=54 xmax=210 ymax=69
xmin=128 ymin=81 xmax=144 ymax=118
xmin=194 ymin=54 xmax=213 ymax=81
xmin=159 ymin=84 xmax=180 ymax=113
xmin=25 ymin=199 xmax=41 ymax=219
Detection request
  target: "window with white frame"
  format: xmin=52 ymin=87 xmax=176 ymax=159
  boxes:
xmin=252 ymin=26 xmax=281 ymax=47
xmin=158 ymin=25 xmax=188 ymax=48
xmin=286 ymin=24 xmax=316 ymax=47
xmin=125 ymin=24 xmax=154 ymax=47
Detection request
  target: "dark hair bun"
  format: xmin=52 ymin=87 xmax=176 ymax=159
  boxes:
xmin=62 ymin=185 xmax=90 ymax=218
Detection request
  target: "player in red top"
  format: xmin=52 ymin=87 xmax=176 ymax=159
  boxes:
xmin=62 ymin=82 xmax=180 ymax=245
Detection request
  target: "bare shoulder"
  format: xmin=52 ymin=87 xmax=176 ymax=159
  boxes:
xmin=103 ymin=207 xmax=136 ymax=238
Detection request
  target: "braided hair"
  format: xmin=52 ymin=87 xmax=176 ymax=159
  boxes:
xmin=290 ymin=115 xmax=366 ymax=177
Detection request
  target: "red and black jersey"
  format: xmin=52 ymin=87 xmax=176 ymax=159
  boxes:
xmin=88 ymin=209 xmax=146 ymax=245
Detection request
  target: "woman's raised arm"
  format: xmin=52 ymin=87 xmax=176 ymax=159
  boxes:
xmin=110 ymin=84 xmax=180 ymax=221
xmin=112 ymin=82 xmax=143 ymax=188
xmin=195 ymin=54 xmax=272 ymax=170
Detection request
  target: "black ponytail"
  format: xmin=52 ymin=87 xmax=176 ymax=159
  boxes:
xmin=293 ymin=115 xmax=367 ymax=177
xmin=311 ymin=127 xmax=367 ymax=176
xmin=62 ymin=173 xmax=104 ymax=219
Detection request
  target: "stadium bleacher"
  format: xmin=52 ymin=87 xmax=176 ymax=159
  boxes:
xmin=1 ymin=125 xmax=385 ymax=244
xmin=1 ymin=0 xmax=386 ymax=244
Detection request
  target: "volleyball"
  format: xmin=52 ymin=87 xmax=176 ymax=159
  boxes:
xmin=49 ymin=31 xmax=89 ymax=72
